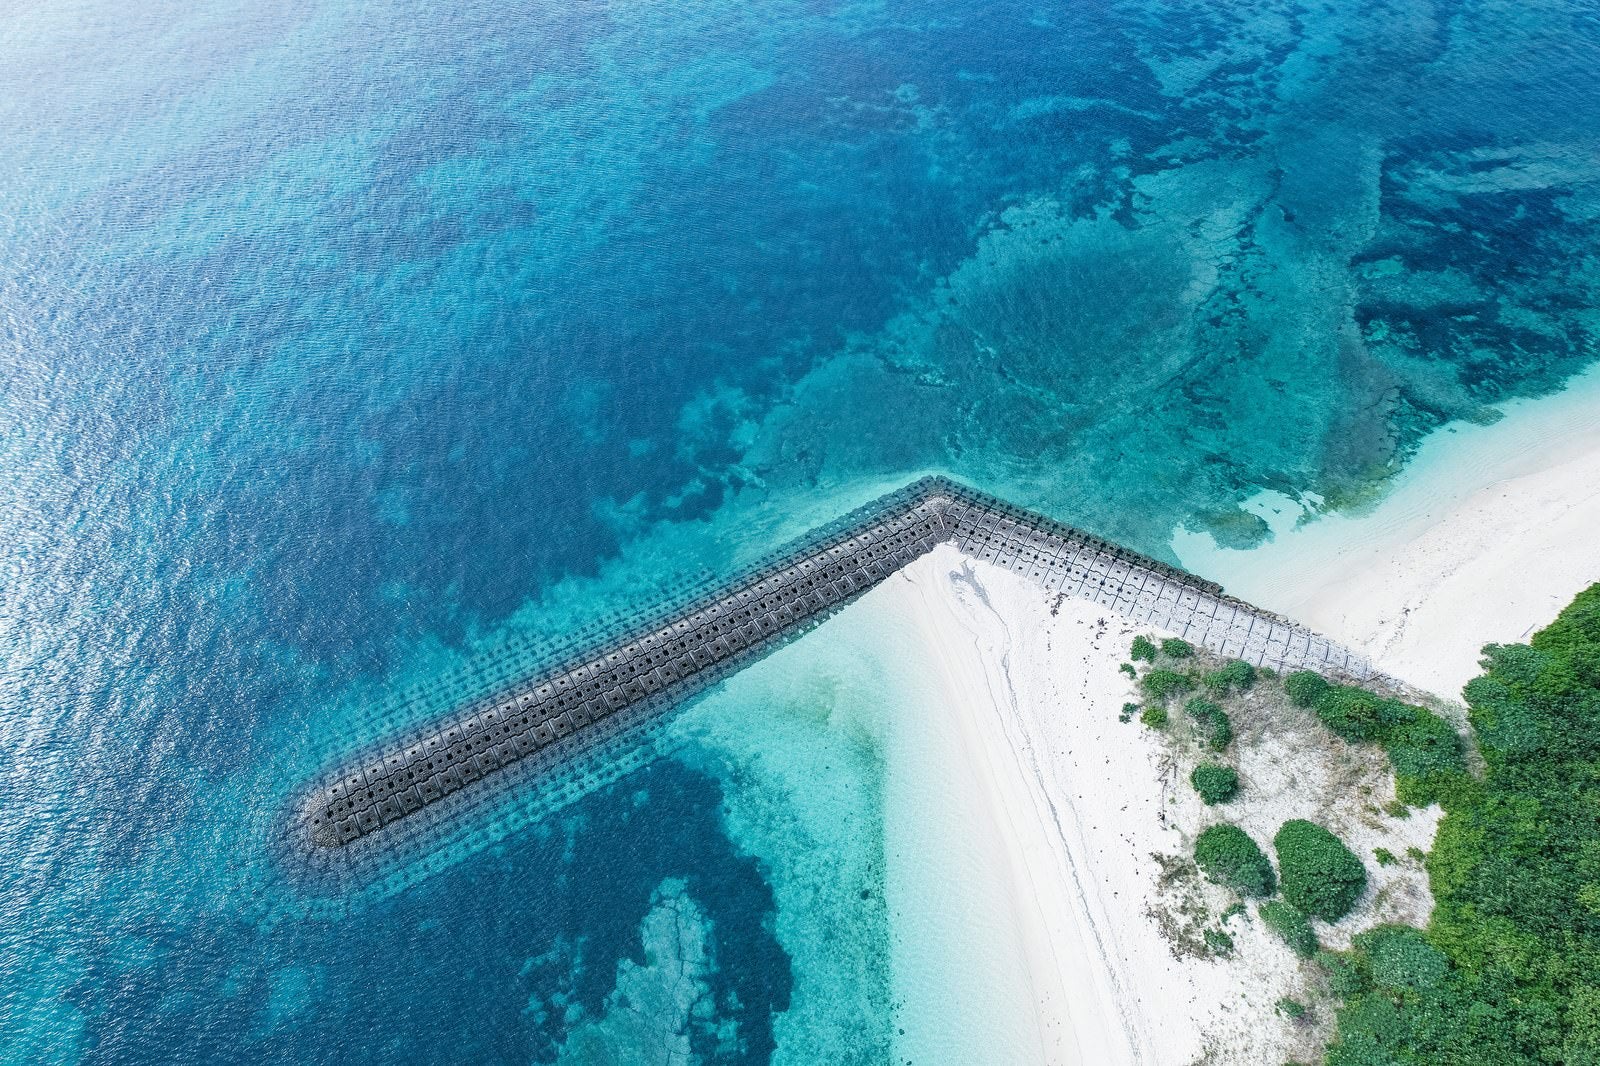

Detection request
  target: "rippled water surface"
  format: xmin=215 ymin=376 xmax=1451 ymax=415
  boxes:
xmin=3 ymin=0 xmax=1598 ymax=1061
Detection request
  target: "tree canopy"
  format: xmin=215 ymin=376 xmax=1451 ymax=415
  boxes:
xmin=1325 ymin=583 xmax=1600 ymax=1065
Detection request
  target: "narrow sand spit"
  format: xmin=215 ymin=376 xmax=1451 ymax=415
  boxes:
xmin=885 ymin=546 xmax=1440 ymax=1065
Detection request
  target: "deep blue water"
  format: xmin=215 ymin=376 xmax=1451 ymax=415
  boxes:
xmin=3 ymin=0 xmax=1599 ymax=1061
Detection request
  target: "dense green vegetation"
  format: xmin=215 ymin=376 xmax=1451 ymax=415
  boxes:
xmin=1275 ymin=819 xmax=1367 ymax=922
xmin=1203 ymin=658 xmax=1256 ymax=695
xmin=1130 ymin=635 xmax=1157 ymax=663
xmin=1284 ymin=670 xmax=1465 ymax=805
xmin=1324 ymin=584 xmax=1600 ymax=1065
xmin=1184 ymin=696 xmax=1233 ymax=752
xmin=1194 ymin=824 xmax=1276 ymax=898
xmin=1161 ymin=637 xmax=1194 ymax=659
xmin=1140 ymin=704 xmax=1168 ymax=729
xmin=1141 ymin=668 xmax=1193 ymax=702
xmin=1284 ymin=668 xmax=1328 ymax=707
xmin=1190 ymin=763 xmax=1239 ymax=805
xmin=1259 ymin=899 xmax=1318 ymax=958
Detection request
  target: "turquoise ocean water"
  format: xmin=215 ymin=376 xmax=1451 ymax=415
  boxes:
xmin=2 ymin=1 xmax=1598 ymax=1061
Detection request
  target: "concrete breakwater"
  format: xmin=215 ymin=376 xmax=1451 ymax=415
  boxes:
xmin=301 ymin=477 xmax=1372 ymax=850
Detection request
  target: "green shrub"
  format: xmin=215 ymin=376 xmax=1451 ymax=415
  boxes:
xmin=1203 ymin=926 xmax=1235 ymax=956
xmin=1374 ymin=847 xmax=1396 ymax=866
xmin=1295 ymin=677 xmax=1468 ymax=801
xmin=1528 ymin=583 xmax=1600 ymax=687
xmin=1119 ymin=662 xmax=1137 ymax=678
xmin=1130 ymin=635 xmax=1157 ymax=663
xmin=1322 ymin=930 xmax=1462 ymax=1065
xmin=1285 ymin=670 xmax=1329 ymax=707
xmin=1326 ymin=993 xmax=1424 ymax=1066
xmin=1311 ymin=686 xmax=1388 ymax=742
xmin=1318 ymin=950 xmax=1365 ymax=997
xmin=1383 ymin=710 xmax=1465 ymax=806
xmin=1194 ymin=824 xmax=1276 ymax=897
xmin=1203 ymin=659 xmax=1257 ymax=694
xmin=1565 ymin=986 xmax=1600 ymax=1066
xmin=1160 ymin=637 xmax=1194 ymax=659
xmin=1185 ymin=696 xmax=1233 ymax=751
xmin=1140 ymin=704 xmax=1168 ymax=729
xmin=1119 ymin=701 xmax=1138 ymax=723
xmin=1354 ymin=926 xmax=1448 ymax=994
xmin=1190 ymin=763 xmax=1239 ymax=805
xmin=1141 ymin=669 xmax=1193 ymax=701
xmin=1260 ymin=900 xmax=1318 ymax=958
xmin=1276 ymin=997 xmax=1308 ymax=1019
xmin=1275 ymin=820 xmax=1367 ymax=921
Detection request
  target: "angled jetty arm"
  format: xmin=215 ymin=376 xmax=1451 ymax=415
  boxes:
xmin=298 ymin=477 xmax=1371 ymax=851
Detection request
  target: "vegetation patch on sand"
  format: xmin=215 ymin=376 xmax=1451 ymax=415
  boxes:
xmin=1190 ymin=763 xmax=1239 ymax=805
xmin=1194 ymin=824 xmax=1276 ymax=898
xmin=1259 ymin=900 xmax=1318 ymax=959
xmin=1274 ymin=820 xmax=1368 ymax=923
xmin=1284 ymin=670 xmax=1464 ymax=807
xmin=1125 ymin=631 xmax=1448 ymax=1061
xmin=1324 ymin=584 xmax=1600 ymax=1065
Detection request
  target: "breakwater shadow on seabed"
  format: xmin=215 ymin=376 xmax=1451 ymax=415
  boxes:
xmin=275 ymin=476 xmax=1379 ymax=906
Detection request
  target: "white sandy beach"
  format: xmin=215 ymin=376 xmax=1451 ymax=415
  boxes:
xmin=884 ymin=548 xmax=1438 ymax=1064
xmin=864 ymin=374 xmax=1600 ymax=1064
xmin=1174 ymin=366 xmax=1600 ymax=699
xmin=677 ymin=376 xmax=1600 ymax=1066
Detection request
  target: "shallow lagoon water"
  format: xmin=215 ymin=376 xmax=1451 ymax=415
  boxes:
xmin=1172 ymin=360 xmax=1600 ymax=615
xmin=3 ymin=0 xmax=1600 ymax=1060
xmin=677 ymin=576 xmax=1051 ymax=1065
